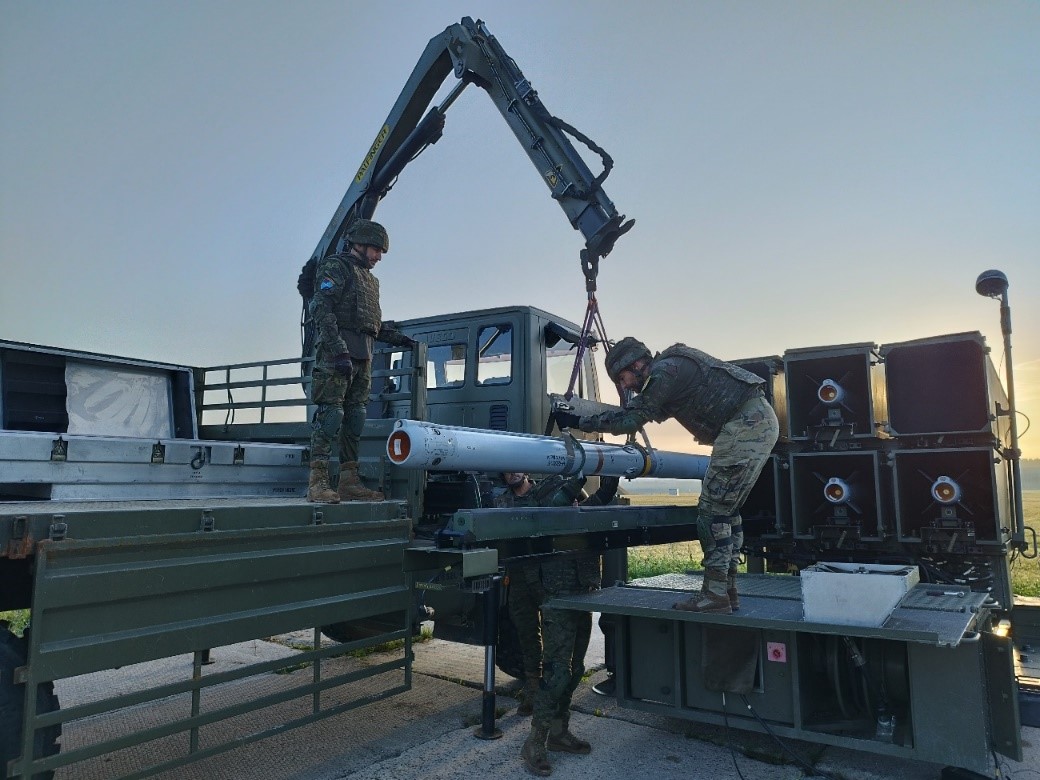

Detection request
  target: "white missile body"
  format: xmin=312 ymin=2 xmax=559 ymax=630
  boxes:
xmin=386 ymin=419 xmax=709 ymax=480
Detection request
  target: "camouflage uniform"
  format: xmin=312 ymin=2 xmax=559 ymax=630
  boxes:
xmin=578 ymin=343 xmax=779 ymax=612
xmin=519 ymin=477 xmax=617 ymax=773
xmin=495 ymin=486 xmax=543 ymax=687
xmin=308 ymin=250 xmax=410 ymax=464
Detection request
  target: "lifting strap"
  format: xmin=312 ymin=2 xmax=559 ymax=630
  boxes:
xmin=553 ymin=249 xmax=654 ymax=453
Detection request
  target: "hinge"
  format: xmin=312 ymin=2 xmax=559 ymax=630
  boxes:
xmin=200 ymin=510 xmax=215 ymax=532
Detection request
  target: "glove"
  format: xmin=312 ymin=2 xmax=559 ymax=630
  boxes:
xmin=590 ymin=476 xmax=619 ymax=507
xmin=332 ymin=353 xmax=353 ymax=377
xmin=555 ymin=410 xmax=582 ymax=430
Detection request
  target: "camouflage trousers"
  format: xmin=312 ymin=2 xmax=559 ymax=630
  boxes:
xmin=531 ymin=554 xmax=600 ymax=729
xmin=309 ymin=358 xmax=372 ymax=464
xmin=507 ymin=564 xmax=543 ymax=679
xmin=697 ymin=393 xmax=779 ymax=571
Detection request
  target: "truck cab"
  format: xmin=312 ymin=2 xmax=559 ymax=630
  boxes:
xmin=361 ymin=305 xmax=604 ymax=528
xmin=373 ymin=305 xmax=600 ymax=435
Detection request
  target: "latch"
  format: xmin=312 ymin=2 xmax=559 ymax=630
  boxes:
xmin=312 ymin=509 xmax=325 ymax=526
xmin=50 ymin=437 xmax=67 ymax=462
xmin=6 ymin=515 xmax=34 ymax=559
xmin=151 ymin=442 xmax=166 ymax=464
xmin=49 ymin=516 xmax=68 ymax=542
xmin=200 ymin=510 xmax=215 ymax=532
xmin=233 ymin=446 xmax=245 ymax=465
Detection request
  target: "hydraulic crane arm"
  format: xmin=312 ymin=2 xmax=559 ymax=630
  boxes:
xmin=310 ymin=16 xmax=634 ymax=267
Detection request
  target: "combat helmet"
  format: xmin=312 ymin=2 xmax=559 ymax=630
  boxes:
xmin=345 ymin=219 xmax=390 ymax=252
xmin=605 ymin=337 xmax=652 ymax=383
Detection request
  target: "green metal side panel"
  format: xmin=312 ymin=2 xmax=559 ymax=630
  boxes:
xmin=25 ymin=499 xmax=411 ymax=681
xmin=983 ymin=631 xmax=1023 ymax=761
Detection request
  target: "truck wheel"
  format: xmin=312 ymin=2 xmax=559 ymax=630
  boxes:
xmin=494 ymin=606 xmax=525 ymax=681
xmin=0 ymin=629 xmax=60 ymax=780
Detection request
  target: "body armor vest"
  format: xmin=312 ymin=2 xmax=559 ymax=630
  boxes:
xmin=323 ymin=253 xmax=382 ymax=336
xmin=657 ymin=344 xmax=763 ymax=443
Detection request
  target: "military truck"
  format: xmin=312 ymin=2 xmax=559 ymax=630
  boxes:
xmin=2 ymin=15 xmax=1036 ymax=780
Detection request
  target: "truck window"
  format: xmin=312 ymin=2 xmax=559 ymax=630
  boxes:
xmin=427 ymin=343 xmax=467 ymax=389
xmin=546 ymin=343 xmax=585 ymax=398
xmin=477 ymin=325 xmax=512 ymax=387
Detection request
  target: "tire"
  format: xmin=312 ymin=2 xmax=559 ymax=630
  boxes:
xmin=494 ymin=605 xmax=525 ymax=680
xmin=0 ymin=629 xmax=60 ymax=780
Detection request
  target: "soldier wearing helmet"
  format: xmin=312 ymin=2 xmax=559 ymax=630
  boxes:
xmin=555 ymin=338 xmax=779 ymax=615
xmin=306 ymin=219 xmax=415 ymax=503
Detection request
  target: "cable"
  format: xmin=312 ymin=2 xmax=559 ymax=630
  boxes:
xmin=738 ymin=694 xmax=840 ymax=779
xmin=720 ymin=692 xmax=749 ymax=780
xmin=1017 ymin=409 xmax=1031 ymax=439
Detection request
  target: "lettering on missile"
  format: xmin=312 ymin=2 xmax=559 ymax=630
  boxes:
xmin=356 ymin=124 xmax=391 ymax=183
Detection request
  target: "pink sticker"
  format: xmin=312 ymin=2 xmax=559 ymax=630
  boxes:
xmin=767 ymin=642 xmax=787 ymax=663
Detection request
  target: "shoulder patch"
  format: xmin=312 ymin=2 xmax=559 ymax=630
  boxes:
xmin=319 ymin=277 xmax=335 ymax=291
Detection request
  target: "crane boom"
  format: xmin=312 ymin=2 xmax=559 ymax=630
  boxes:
xmin=310 ymin=16 xmax=633 ymax=267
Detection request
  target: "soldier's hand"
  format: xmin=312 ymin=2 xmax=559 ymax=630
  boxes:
xmin=555 ymin=411 xmax=581 ymax=430
xmin=332 ymin=353 xmax=353 ymax=377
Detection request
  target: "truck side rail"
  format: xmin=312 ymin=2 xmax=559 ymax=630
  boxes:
xmin=195 ymin=345 xmax=424 ymax=445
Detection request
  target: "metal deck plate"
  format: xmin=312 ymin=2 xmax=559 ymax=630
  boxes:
xmin=552 ymin=572 xmax=990 ymax=647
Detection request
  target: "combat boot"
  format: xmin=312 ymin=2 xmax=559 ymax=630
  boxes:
xmin=337 ymin=462 xmax=384 ymax=502
xmin=307 ymin=462 xmax=340 ymax=504
xmin=521 ymin=725 xmax=552 ymax=776
xmin=673 ymin=568 xmax=732 ymax=614
xmin=547 ymin=717 xmax=591 ymax=755
xmin=517 ymin=675 xmax=539 ymax=716
xmin=728 ymin=566 xmax=740 ymax=612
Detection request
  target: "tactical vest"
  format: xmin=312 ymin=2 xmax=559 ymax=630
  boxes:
xmin=318 ymin=253 xmax=382 ymax=336
xmin=657 ymin=344 xmax=764 ymax=443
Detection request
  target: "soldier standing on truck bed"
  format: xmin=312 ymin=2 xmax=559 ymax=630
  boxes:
xmin=554 ymin=337 xmax=779 ymax=614
xmin=306 ymin=219 xmax=415 ymax=503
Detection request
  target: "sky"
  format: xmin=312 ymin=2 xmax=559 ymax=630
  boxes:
xmin=2 ymin=1 xmax=1038 ymax=457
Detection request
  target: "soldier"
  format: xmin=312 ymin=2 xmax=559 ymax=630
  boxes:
xmin=306 ymin=219 xmax=415 ymax=503
xmin=519 ymin=474 xmax=619 ymax=777
xmin=495 ymin=472 xmax=542 ymax=716
xmin=554 ymin=338 xmax=779 ymax=615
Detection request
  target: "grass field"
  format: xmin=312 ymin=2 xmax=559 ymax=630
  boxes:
xmin=626 ymin=490 xmax=1040 ymax=597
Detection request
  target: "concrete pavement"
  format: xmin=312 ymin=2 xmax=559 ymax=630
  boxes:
xmin=49 ymin=621 xmax=1037 ymax=780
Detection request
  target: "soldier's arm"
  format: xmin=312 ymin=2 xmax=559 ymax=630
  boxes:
xmin=309 ymin=258 xmax=350 ymax=356
xmin=581 ymin=476 xmax=620 ymax=506
xmin=377 ymin=320 xmax=415 ymax=347
xmin=578 ymin=364 xmax=678 ymax=435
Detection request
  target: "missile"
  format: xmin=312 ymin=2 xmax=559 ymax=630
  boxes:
xmin=817 ymin=378 xmax=845 ymax=405
xmin=385 ymin=419 xmax=709 ymax=480
xmin=823 ymin=477 xmax=852 ymax=505
xmin=931 ymin=475 xmax=962 ymax=505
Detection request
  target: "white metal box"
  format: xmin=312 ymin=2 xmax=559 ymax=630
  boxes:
xmin=801 ymin=562 xmax=920 ymax=627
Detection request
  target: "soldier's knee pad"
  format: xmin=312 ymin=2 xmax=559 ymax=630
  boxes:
xmin=697 ymin=513 xmax=739 ymax=550
xmin=313 ymin=406 xmax=344 ymax=439
xmin=343 ymin=407 xmax=366 ymax=437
